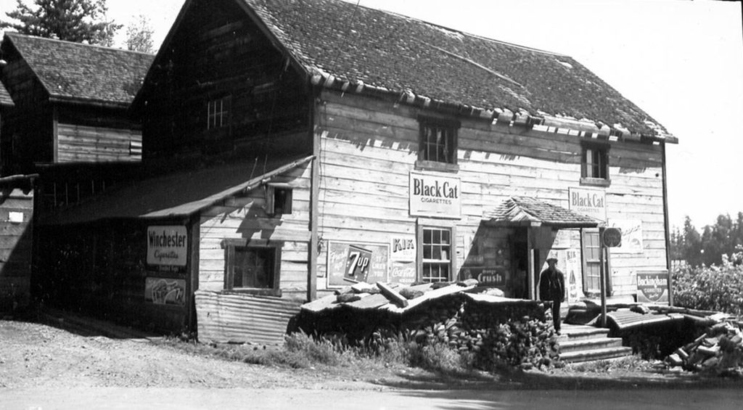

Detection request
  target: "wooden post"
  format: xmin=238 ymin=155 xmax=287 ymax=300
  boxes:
xmin=599 ymin=227 xmax=607 ymax=327
xmin=527 ymin=229 xmax=535 ymax=300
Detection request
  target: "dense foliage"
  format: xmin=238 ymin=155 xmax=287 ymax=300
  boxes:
xmin=1 ymin=0 xmax=121 ymax=46
xmin=673 ymin=264 xmax=743 ymax=315
xmin=671 ymin=213 xmax=743 ymax=268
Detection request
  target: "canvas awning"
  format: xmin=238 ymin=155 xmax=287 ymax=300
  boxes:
xmin=482 ymin=196 xmax=600 ymax=229
xmin=38 ymin=155 xmax=314 ymax=226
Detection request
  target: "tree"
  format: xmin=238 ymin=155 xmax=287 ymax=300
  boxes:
xmin=125 ymin=14 xmax=154 ymax=54
xmin=1 ymin=0 xmax=122 ymax=46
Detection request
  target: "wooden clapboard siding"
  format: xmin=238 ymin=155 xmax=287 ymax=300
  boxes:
xmin=198 ymin=165 xmax=311 ymax=295
xmin=57 ymin=123 xmax=142 ymax=163
xmin=316 ymin=90 xmax=668 ymax=297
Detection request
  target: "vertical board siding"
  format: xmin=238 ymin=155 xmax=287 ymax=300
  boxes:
xmin=0 ymin=189 xmax=33 ymax=311
xmin=315 ymin=91 xmax=667 ymax=297
xmin=56 ymin=123 xmax=142 ymax=163
xmin=195 ymin=290 xmax=302 ymax=344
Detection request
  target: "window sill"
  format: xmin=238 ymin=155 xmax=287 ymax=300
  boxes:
xmin=415 ymin=160 xmax=459 ymax=173
xmin=580 ymin=177 xmax=611 ymax=187
xmin=223 ymin=288 xmax=282 ymax=297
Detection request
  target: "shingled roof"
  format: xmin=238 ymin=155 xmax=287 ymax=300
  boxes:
xmin=483 ymin=196 xmax=600 ymax=228
xmin=228 ymin=0 xmax=673 ymax=141
xmin=4 ymin=32 xmax=154 ymax=107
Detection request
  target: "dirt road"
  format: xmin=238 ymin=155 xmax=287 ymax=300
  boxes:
xmin=2 ymin=319 xmax=743 ymax=409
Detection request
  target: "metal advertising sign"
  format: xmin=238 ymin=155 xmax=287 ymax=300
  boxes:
xmin=147 ymin=226 xmax=188 ymax=272
xmin=327 ymin=241 xmax=389 ymax=287
xmin=409 ymin=171 xmax=461 ymax=218
xmin=461 ymin=267 xmax=507 ymax=288
xmin=603 ymin=227 xmax=622 ymax=248
xmin=568 ymin=187 xmax=606 ymax=221
xmin=636 ymin=270 xmax=670 ymax=304
xmin=608 ymin=219 xmax=644 ymax=254
xmin=145 ymin=277 xmax=186 ymax=306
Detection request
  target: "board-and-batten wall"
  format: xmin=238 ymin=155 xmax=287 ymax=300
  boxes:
xmin=314 ymin=90 xmax=666 ymax=297
xmin=197 ymin=164 xmax=312 ymax=300
xmin=56 ymin=123 xmax=142 ymax=163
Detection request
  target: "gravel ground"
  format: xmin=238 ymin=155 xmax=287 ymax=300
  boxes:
xmin=0 ymin=319 xmax=427 ymax=391
xmin=2 ymin=318 xmax=741 ymax=394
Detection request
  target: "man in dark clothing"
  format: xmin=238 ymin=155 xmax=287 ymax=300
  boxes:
xmin=539 ymin=257 xmax=565 ymax=334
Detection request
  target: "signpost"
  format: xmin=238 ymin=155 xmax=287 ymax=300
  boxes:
xmin=599 ymin=227 xmax=622 ymax=327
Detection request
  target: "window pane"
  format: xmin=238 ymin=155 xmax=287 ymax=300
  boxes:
xmin=423 ymin=229 xmax=431 ymax=244
xmin=432 ymin=229 xmax=440 ymax=244
xmin=442 ymin=229 xmax=450 ymax=244
xmin=432 ymin=245 xmax=441 ymax=260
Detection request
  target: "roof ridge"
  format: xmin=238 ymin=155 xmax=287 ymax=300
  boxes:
xmin=5 ymin=31 xmax=155 ymax=56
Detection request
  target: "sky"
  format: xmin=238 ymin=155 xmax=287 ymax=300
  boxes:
xmin=0 ymin=0 xmax=741 ymax=231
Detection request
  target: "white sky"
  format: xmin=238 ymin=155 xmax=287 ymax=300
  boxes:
xmin=1 ymin=0 xmax=742 ymax=230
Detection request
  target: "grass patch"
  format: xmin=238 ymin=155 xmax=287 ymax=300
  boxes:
xmin=561 ymin=355 xmax=655 ymax=374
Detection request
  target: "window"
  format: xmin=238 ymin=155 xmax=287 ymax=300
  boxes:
xmin=417 ymin=117 xmax=459 ymax=171
xmin=207 ymin=95 xmax=231 ymax=129
xmin=581 ymin=230 xmax=611 ymax=295
xmin=223 ymin=240 xmax=281 ymax=295
xmin=420 ymin=227 xmax=453 ymax=283
xmin=266 ymin=185 xmax=293 ymax=216
xmin=581 ymin=142 xmax=610 ymax=186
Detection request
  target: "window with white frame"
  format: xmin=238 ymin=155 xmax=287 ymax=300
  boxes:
xmin=420 ymin=226 xmax=453 ymax=283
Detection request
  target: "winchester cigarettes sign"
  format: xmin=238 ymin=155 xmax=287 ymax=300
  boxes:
xmin=409 ymin=171 xmax=461 ymax=218
xmin=147 ymin=226 xmax=188 ymax=271
xmin=568 ymin=187 xmax=606 ymax=221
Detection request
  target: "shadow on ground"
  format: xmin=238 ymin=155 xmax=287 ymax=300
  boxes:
xmin=372 ymin=365 xmax=742 ymax=392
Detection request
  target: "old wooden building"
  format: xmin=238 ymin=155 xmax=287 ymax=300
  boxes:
xmin=0 ymin=33 xmax=154 ymax=210
xmin=39 ymin=0 xmax=676 ymax=340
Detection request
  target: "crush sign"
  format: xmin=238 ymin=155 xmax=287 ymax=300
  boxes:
xmin=147 ymin=226 xmax=188 ymax=271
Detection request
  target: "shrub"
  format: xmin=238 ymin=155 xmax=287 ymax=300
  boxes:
xmin=673 ymin=265 xmax=743 ymax=314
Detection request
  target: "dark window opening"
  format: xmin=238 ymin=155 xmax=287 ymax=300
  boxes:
xmin=419 ymin=118 xmax=458 ymax=165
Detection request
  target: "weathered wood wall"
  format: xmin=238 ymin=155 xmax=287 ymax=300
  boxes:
xmin=0 ymin=188 xmax=33 ymax=312
xmin=0 ymin=41 xmax=54 ymax=169
xmin=56 ymin=123 xmax=142 ymax=163
xmin=198 ymin=163 xmax=312 ymax=300
xmin=314 ymin=90 xmax=666 ymax=298
xmin=140 ymin=0 xmax=311 ymax=161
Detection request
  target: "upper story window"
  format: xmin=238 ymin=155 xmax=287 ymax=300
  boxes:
xmin=417 ymin=117 xmax=460 ymax=172
xmin=581 ymin=142 xmax=610 ymax=186
xmin=266 ymin=184 xmax=293 ymax=216
xmin=207 ymin=95 xmax=231 ymax=130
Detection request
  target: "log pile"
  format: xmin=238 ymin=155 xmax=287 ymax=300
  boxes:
xmin=665 ymin=321 xmax=743 ymax=376
xmin=298 ymin=281 xmax=559 ymax=369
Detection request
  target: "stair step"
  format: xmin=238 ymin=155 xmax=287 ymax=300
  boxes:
xmin=560 ymin=337 xmax=624 ymax=353
xmin=560 ymin=326 xmax=610 ymax=341
xmin=561 ymin=346 xmax=633 ymax=363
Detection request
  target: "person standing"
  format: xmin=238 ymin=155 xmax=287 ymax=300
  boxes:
xmin=539 ymin=257 xmax=565 ymax=334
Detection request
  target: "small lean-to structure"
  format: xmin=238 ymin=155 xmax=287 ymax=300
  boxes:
xmin=31 ymin=0 xmax=676 ymax=342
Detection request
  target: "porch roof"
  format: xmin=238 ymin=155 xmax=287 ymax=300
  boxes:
xmin=482 ymin=196 xmax=600 ymax=229
xmin=38 ymin=155 xmax=314 ymax=226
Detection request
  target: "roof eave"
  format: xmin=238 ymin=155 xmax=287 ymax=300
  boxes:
xmin=48 ymin=95 xmax=131 ymax=110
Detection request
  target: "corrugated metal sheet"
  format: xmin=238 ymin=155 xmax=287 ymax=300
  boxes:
xmin=607 ymin=309 xmax=685 ymax=331
xmin=195 ymin=291 xmax=303 ymax=344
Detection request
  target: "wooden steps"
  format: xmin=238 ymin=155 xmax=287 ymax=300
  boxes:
xmin=559 ymin=324 xmax=632 ymax=363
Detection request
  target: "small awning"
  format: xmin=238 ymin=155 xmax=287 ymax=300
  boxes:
xmin=482 ymin=196 xmax=600 ymax=229
xmin=39 ymin=155 xmax=314 ymax=226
